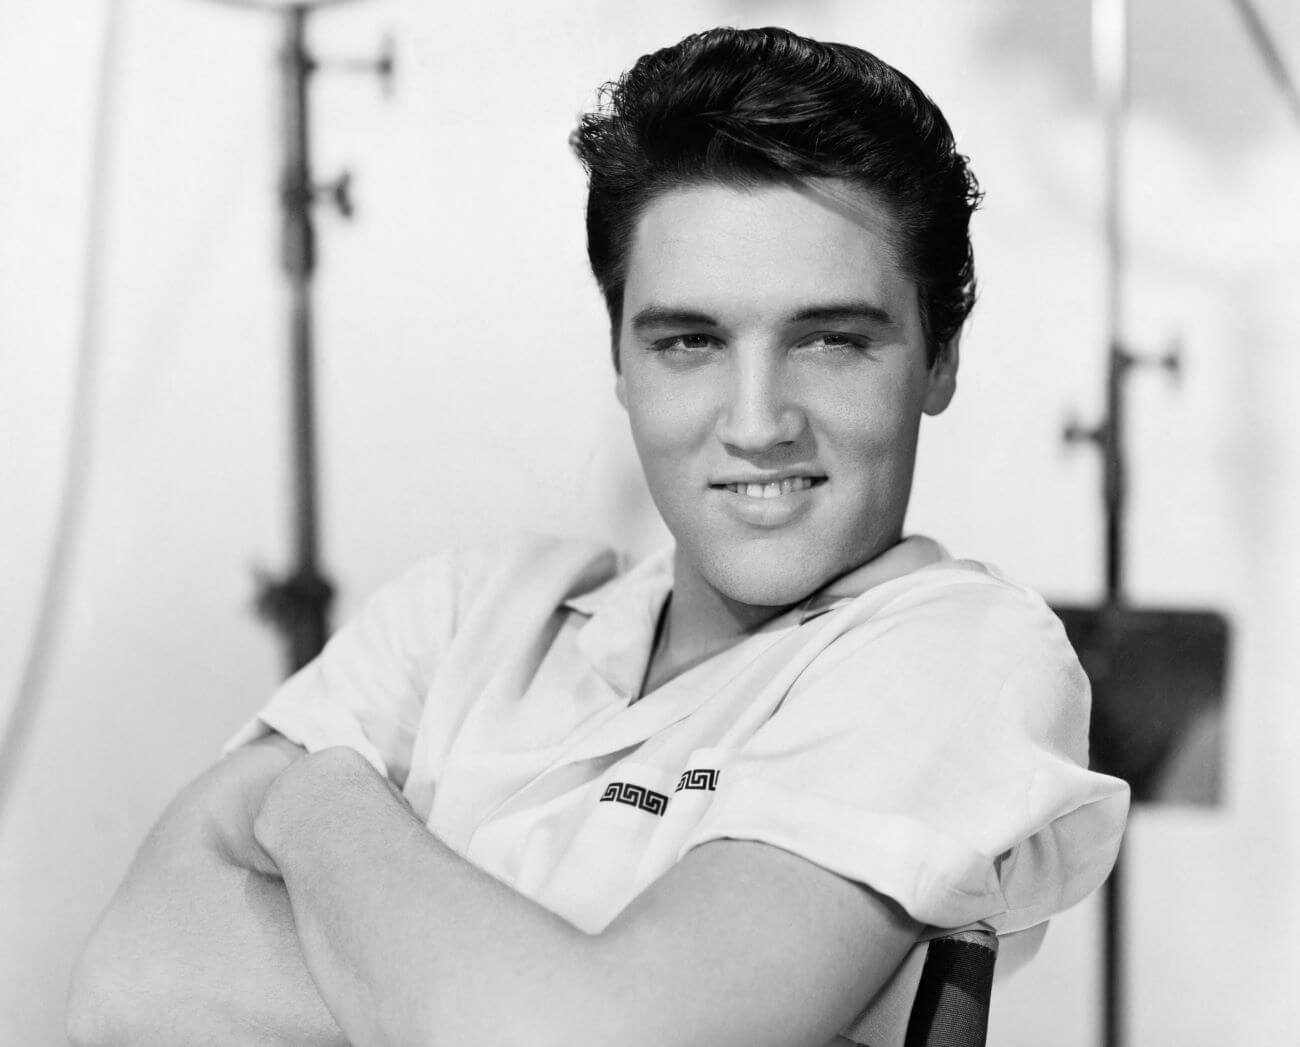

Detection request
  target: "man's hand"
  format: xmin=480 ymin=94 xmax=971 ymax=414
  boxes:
xmin=254 ymin=745 xmax=414 ymax=874
xmin=67 ymin=736 xmax=349 ymax=1047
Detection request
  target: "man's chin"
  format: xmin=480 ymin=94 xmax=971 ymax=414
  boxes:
xmin=700 ymin=550 xmax=834 ymax=613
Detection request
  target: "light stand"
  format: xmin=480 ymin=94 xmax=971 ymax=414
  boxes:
xmin=1058 ymin=4 xmax=1230 ymax=1045
xmin=205 ymin=0 xmax=393 ymax=672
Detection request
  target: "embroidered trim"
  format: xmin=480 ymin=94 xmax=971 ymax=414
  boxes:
xmin=600 ymin=781 xmax=669 ymax=816
xmin=675 ymin=768 xmax=720 ymax=792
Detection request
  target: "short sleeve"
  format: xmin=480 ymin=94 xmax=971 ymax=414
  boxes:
xmin=679 ymin=576 xmax=1130 ymax=933
xmin=222 ymin=552 xmax=460 ymax=783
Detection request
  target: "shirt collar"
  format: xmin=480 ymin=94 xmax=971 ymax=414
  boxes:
xmin=795 ymin=534 xmax=949 ymax=623
xmin=563 ymin=546 xmax=674 ymax=619
xmin=563 ymin=536 xmax=947 ymax=698
xmin=564 ymin=548 xmax=675 ymax=700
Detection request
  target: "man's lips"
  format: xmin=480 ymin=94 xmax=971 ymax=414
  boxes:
xmin=709 ymin=475 xmax=828 ymax=500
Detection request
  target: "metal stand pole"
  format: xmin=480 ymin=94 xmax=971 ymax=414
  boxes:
xmin=1096 ymin=2 xmax=1128 ymax=1041
xmin=1080 ymin=3 xmax=1180 ymax=1043
xmin=206 ymin=0 xmax=390 ymax=674
xmin=1064 ymin=2 xmax=1132 ymax=1044
xmin=256 ymin=5 xmax=335 ymax=672
xmin=1102 ymin=850 xmax=1125 ymax=1047
xmin=1091 ymin=0 xmax=1128 ymax=611
xmin=240 ymin=1 xmax=387 ymax=673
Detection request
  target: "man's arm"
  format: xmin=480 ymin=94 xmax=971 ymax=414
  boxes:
xmin=255 ymin=745 xmax=921 ymax=1047
xmin=66 ymin=734 xmax=348 ymax=1047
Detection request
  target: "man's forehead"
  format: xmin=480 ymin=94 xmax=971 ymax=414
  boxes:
xmin=632 ymin=177 xmax=901 ymax=249
xmin=622 ymin=179 xmax=914 ymax=323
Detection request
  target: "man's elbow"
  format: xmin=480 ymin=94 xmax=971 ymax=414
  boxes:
xmin=66 ymin=917 xmax=157 ymax=1047
xmin=66 ymin=935 xmax=124 ymax=1047
xmin=66 ymin=987 xmax=114 ymax=1047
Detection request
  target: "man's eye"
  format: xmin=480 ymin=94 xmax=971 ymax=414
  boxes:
xmin=801 ymin=332 xmax=872 ymax=353
xmin=652 ymin=334 xmax=718 ymax=353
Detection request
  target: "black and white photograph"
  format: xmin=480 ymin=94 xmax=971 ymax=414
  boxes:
xmin=1 ymin=1 xmax=1297 ymax=1044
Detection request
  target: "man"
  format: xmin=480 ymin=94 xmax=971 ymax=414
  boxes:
xmin=69 ymin=26 xmax=1128 ymax=1047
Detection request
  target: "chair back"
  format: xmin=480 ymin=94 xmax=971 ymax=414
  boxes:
xmin=902 ymin=928 xmax=998 ymax=1047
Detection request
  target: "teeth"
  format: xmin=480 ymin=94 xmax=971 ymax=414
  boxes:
xmin=727 ymin=477 xmax=818 ymax=498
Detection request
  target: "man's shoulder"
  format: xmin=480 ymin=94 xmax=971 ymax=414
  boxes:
xmin=788 ymin=555 xmax=1087 ymax=734
xmin=881 ymin=554 xmax=1061 ymax=621
xmin=827 ymin=553 xmax=1077 ymax=672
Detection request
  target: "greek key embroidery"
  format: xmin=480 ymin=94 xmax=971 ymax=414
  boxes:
xmin=600 ymin=781 xmax=669 ymax=816
xmin=675 ymin=768 xmax=720 ymax=792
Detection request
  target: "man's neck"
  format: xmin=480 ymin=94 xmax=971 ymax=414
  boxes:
xmin=638 ymin=556 xmax=796 ymax=699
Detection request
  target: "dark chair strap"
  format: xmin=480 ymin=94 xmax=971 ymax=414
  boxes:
xmin=903 ymin=930 xmax=998 ymax=1047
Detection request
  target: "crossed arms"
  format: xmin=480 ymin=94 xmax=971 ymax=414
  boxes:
xmin=67 ymin=734 xmax=919 ymax=1047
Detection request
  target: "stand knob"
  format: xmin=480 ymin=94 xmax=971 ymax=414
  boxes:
xmin=320 ymin=33 xmax=396 ymax=98
xmin=374 ymin=34 xmax=395 ymax=98
xmin=1118 ymin=335 xmax=1183 ymax=386
xmin=1063 ymin=413 xmax=1105 ymax=449
xmin=315 ymin=170 xmax=354 ymax=218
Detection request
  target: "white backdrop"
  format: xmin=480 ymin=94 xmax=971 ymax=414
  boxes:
xmin=2 ymin=0 xmax=1298 ymax=1043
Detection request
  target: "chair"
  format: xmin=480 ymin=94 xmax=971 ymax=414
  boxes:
xmin=903 ymin=928 xmax=999 ymax=1047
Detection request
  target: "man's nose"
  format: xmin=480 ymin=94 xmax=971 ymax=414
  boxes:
xmin=714 ymin=355 xmax=806 ymax=453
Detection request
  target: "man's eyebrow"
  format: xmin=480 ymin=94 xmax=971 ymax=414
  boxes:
xmin=628 ymin=300 xmax=900 ymax=333
xmin=787 ymin=301 xmax=898 ymax=327
xmin=629 ymin=305 xmax=720 ymax=333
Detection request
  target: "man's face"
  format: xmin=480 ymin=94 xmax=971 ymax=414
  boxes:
xmin=615 ymin=179 xmax=957 ymax=612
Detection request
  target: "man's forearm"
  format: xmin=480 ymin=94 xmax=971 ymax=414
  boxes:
xmin=68 ymin=741 xmax=348 ymax=1047
xmin=255 ymin=746 xmax=927 ymax=1047
xmin=256 ymin=746 xmax=594 ymax=1047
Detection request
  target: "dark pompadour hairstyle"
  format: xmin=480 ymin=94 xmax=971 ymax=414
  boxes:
xmin=570 ymin=26 xmax=982 ymax=367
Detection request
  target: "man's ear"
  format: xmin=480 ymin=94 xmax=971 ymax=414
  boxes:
xmin=922 ymin=335 xmax=959 ymax=416
xmin=612 ymin=332 xmax=629 ymax=408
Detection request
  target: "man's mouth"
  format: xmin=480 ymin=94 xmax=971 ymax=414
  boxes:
xmin=715 ymin=477 xmax=827 ymax=499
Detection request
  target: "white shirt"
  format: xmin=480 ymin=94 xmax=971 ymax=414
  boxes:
xmin=227 ymin=532 xmax=1129 ymax=1045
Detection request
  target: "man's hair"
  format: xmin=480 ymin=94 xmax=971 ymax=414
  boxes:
xmin=570 ymin=26 xmax=982 ymax=367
